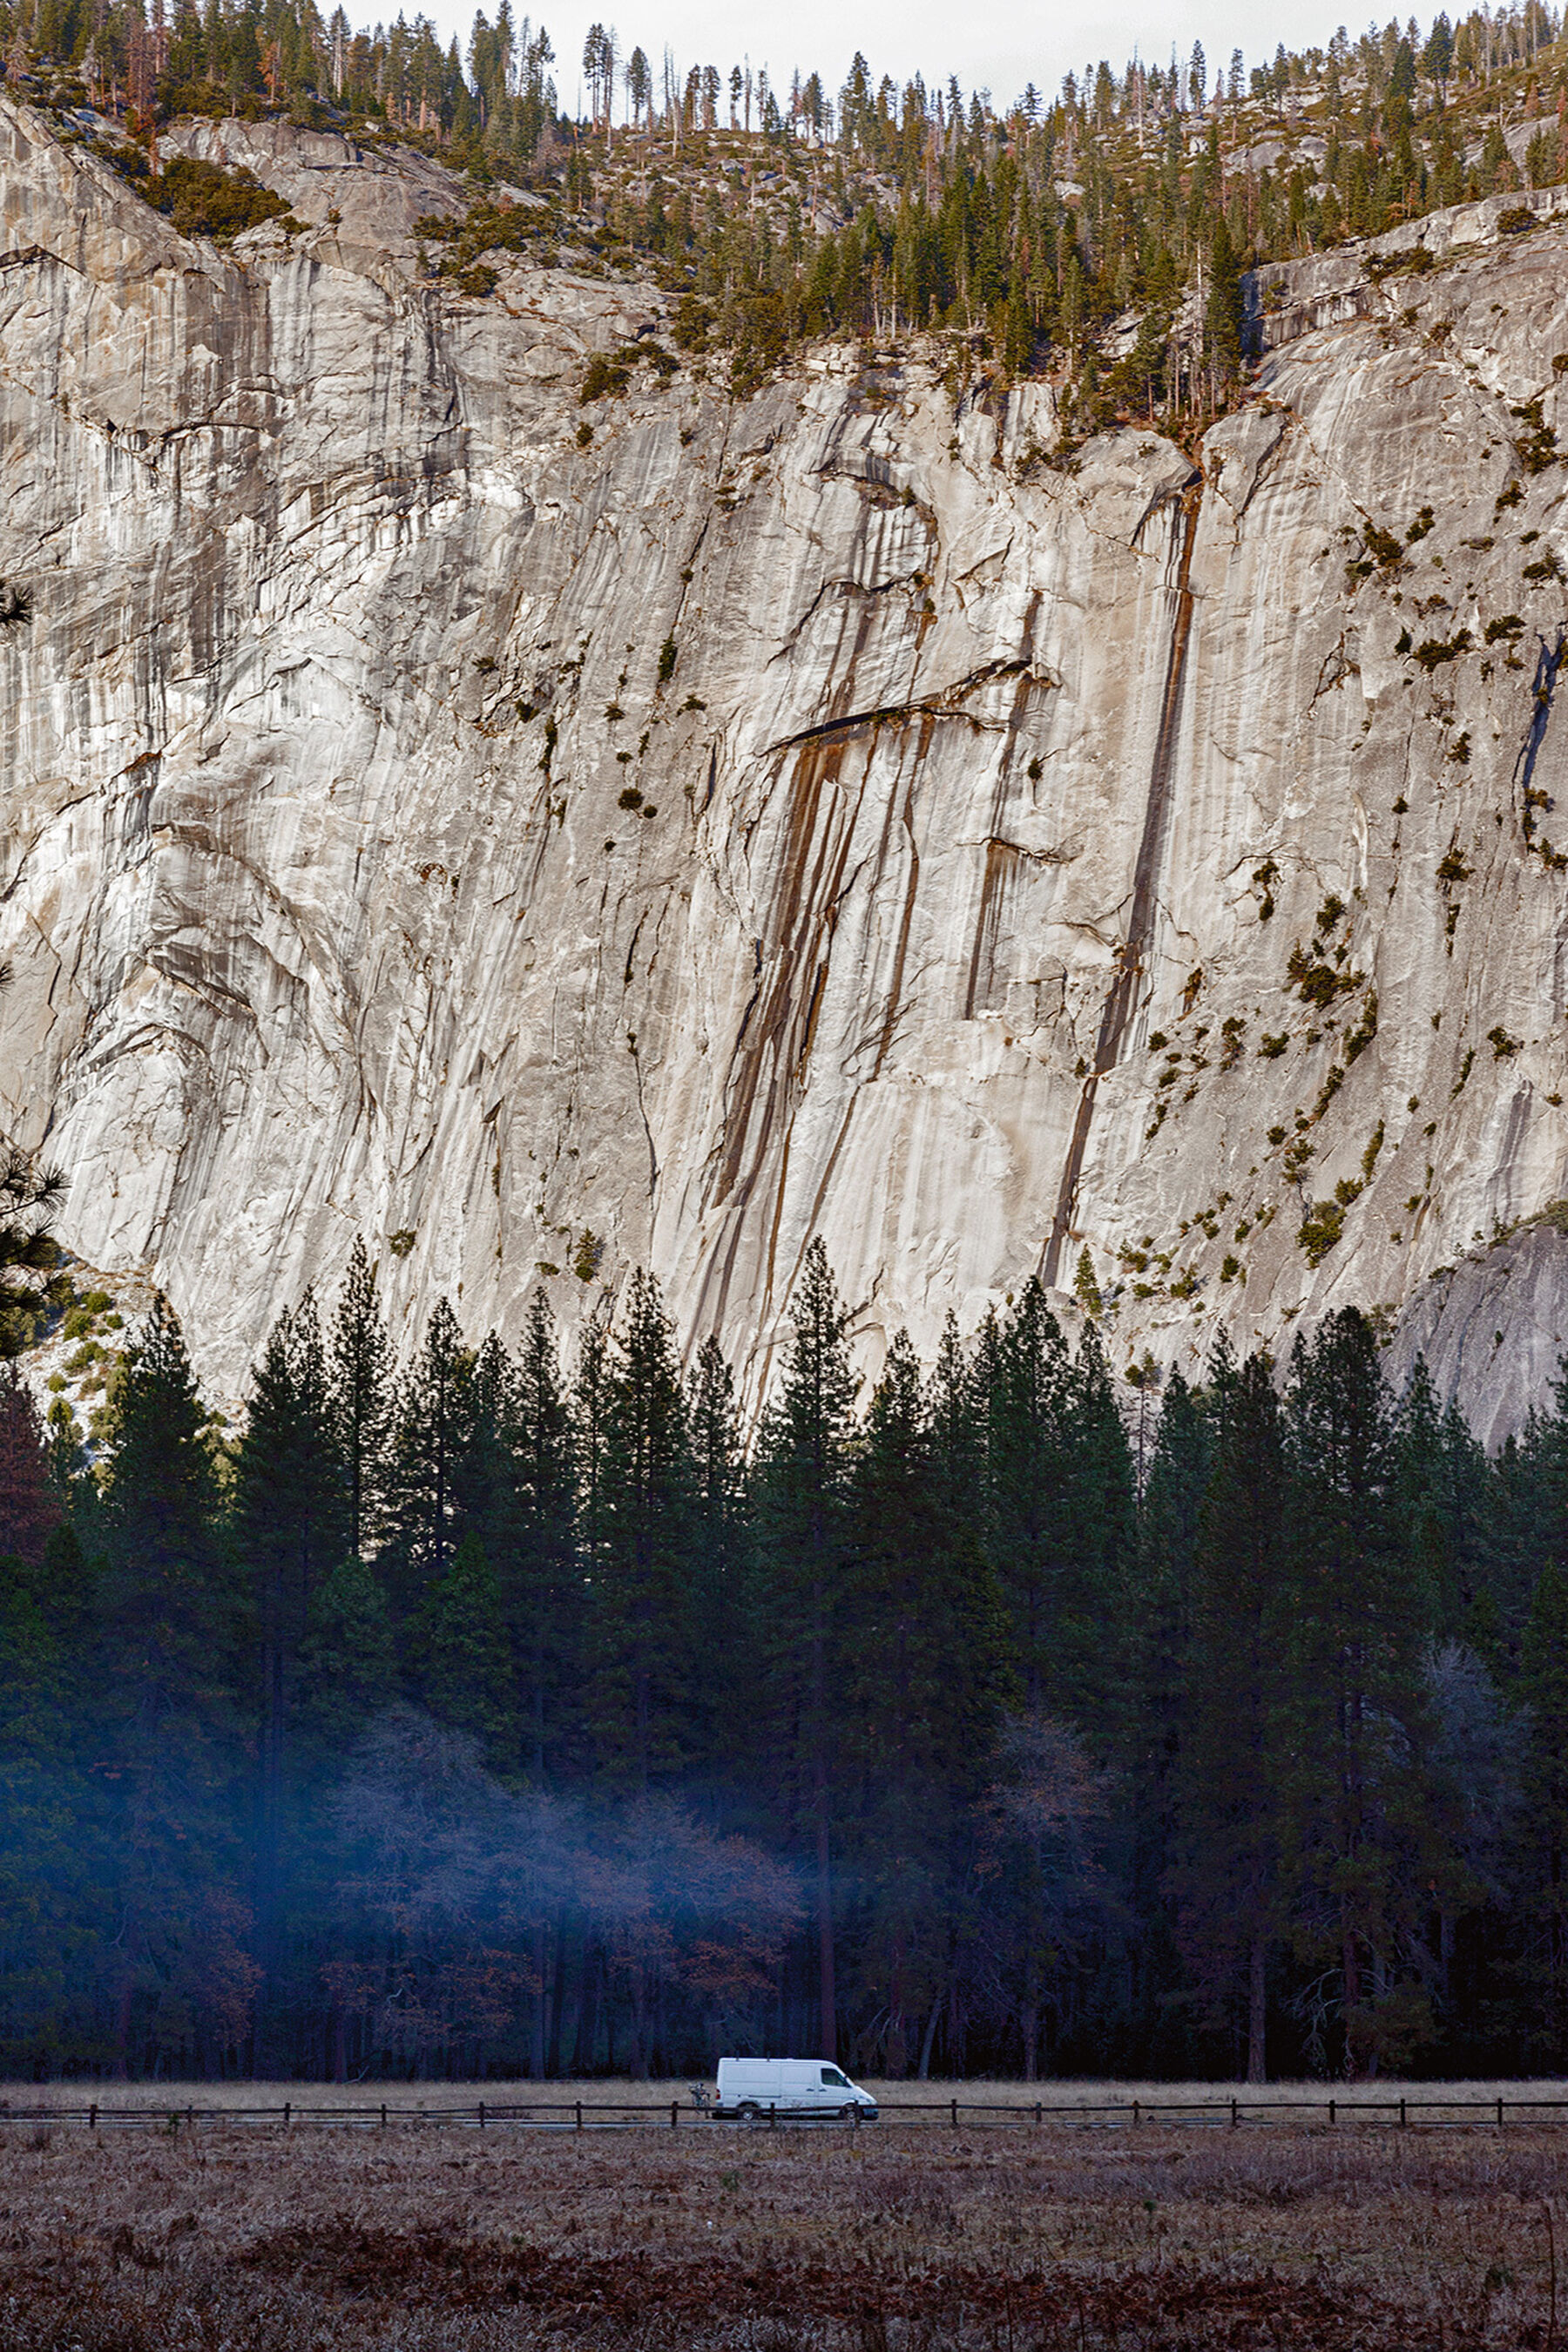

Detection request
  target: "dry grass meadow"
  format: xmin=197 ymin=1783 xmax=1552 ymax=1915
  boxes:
xmin=3 ymin=2080 xmax=1568 ymax=2349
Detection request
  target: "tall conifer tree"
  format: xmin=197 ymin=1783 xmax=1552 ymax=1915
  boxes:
xmin=1171 ymin=1350 xmax=1289 ymax=2080
xmin=756 ymin=1236 xmax=858 ymax=2057
xmin=591 ymin=1270 xmax=695 ymax=1790
xmin=687 ymin=1330 xmax=747 ymax=1780
xmin=510 ymin=1288 xmax=578 ymax=1779
xmin=233 ymin=1292 xmax=346 ymax=2031
xmin=1395 ymin=1357 xmax=1493 ymax=1648
xmin=385 ymin=1296 xmax=475 ymax=1613
xmin=847 ymin=1328 xmax=1009 ymax=2073
xmin=328 ymin=1239 xmax=393 ymax=1563
xmin=978 ymin=1281 xmax=1071 ymax=1707
xmin=98 ymin=1298 xmax=240 ymax=2074
xmin=1285 ymin=1309 xmax=1441 ymax=2074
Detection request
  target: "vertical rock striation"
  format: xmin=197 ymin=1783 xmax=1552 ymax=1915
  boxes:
xmin=3 ymin=98 xmax=1568 ymax=1418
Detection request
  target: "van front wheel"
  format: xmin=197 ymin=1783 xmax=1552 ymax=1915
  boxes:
xmin=839 ymin=2105 xmax=858 ymax=2123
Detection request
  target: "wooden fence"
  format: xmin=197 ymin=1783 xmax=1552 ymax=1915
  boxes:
xmin=2 ymin=2092 xmax=1567 ymax=2133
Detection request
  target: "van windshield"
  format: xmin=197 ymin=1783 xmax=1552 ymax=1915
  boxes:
xmin=821 ymin=2067 xmax=849 ymax=2087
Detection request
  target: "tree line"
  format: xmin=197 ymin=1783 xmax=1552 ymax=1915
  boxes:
xmin=4 ymin=0 xmax=1568 ymax=429
xmin=3 ymin=1232 xmax=1568 ymax=2085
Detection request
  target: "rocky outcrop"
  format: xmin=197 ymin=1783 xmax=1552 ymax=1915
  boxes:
xmin=3 ymin=97 xmax=1568 ymax=1420
xmin=1384 ymin=1209 xmax=1568 ymax=1452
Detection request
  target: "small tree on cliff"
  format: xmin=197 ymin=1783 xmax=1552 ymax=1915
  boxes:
xmin=1205 ymin=213 xmax=1245 ymax=395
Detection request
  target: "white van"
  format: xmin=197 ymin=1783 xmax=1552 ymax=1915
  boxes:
xmin=712 ymin=2058 xmax=877 ymax=2120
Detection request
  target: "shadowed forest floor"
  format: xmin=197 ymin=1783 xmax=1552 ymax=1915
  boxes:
xmin=1 ymin=2109 xmax=1565 ymax=2348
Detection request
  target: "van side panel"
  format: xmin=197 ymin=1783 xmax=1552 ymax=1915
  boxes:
xmin=713 ymin=2056 xmax=875 ymax=2114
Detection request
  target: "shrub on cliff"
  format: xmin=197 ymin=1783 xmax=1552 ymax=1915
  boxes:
xmin=1297 ymin=1199 xmax=1346 ymax=1266
xmin=141 ymin=155 xmax=298 ymax=242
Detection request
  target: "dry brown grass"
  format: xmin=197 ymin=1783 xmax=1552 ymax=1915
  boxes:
xmin=3 ymin=2106 xmax=1567 ymax=2349
xmin=9 ymin=2071 xmax=1568 ymax=2112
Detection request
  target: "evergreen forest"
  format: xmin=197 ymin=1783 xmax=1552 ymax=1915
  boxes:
xmin=5 ymin=1209 xmax=1568 ymax=2088
xmin=4 ymin=0 xmax=1568 ymax=428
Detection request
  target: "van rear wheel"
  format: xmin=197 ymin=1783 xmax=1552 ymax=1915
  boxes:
xmin=738 ymin=2102 xmax=762 ymax=2124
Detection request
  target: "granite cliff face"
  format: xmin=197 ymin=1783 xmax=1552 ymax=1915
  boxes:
xmin=3 ymin=96 xmax=1568 ymax=1429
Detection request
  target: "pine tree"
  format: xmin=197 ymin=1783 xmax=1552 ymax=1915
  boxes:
xmin=1132 ymin=1362 xmax=1211 ymax=1789
xmin=100 ymin=1297 xmax=229 ymax=1709
xmin=978 ymin=1280 xmax=1071 ymax=1707
xmin=457 ymin=1331 xmax=518 ymax=1563
xmin=328 ymin=1239 xmax=393 ymax=1563
xmin=384 ymin=1297 xmax=475 ymax=1615
xmin=686 ymin=1330 xmax=747 ymax=1779
xmin=1058 ymin=1323 xmax=1137 ymax=1740
xmin=846 ymin=1328 xmax=1010 ymax=2073
xmin=509 ymin=1288 xmax=579 ymax=1779
xmin=97 ymin=1297 xmax=242 ymax=2076
xmin=755 ymin=1235 xmax=858 ymax=2056
xmin=233 ymin=1293 xmax=347 ymax=2020
xmin=1170 ymin=1350 xmax=1289 ymax=2080
xmin=979 ymin=1290 xmax=1132 ymax=1740
xmin=1284 ymin=1309 xmax=1442 ymax=2075
xmin=1126 ymin=1360 xmax=1212 ymax=2052
xmin=1395 ymin=1357 xmax=1493 ymax=1650
xmin=1205 ymin=210 xmax=1244 ymax=387
xmin=572 ymin=1294 xmax=616 ymax=1585
xmin=845 ymin=1329 xmax=932 ymax=2073
xmin=590 ymin=1270 xmax=695 ymax=1790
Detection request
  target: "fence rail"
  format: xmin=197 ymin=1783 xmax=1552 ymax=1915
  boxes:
xmin=3 ymin=2093 xmax=1568 ymax=2134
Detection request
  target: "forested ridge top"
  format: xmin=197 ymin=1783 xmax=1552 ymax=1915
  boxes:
xmin=6 ymin=0 xmax=1568 ymax=419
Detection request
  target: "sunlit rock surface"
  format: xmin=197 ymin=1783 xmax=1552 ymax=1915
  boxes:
xmin=3 ymin=95 xmax=1568 ymax=1420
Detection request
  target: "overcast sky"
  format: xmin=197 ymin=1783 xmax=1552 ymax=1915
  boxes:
xmin=416 ymin=0 xmax=1364 ymax=115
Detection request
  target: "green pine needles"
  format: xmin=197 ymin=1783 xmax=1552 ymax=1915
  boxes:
xmin=5 ymin=1233 xmax=1568 ymax=2083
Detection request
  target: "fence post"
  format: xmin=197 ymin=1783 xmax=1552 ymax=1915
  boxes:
xmin=380 ymin=2103 xmax=387 ymax=2129
xmin=951 ymin=2099 xmax=958 ymax=2132
xmin=1498 ymin=2096 xmax=1504 ymax=2127
xmin=769 ymin=2103 xmax=776 ymax=2130
xmin=576 ymin=2101 xmax=583 ymax=2132
xmin=1400 ymin=2098 xmax=1408 ymax=2127
xmin=479 ymin=2101 xmax=486 ymax=2131
xmin=852 ymin=2103 xmax=860 ymax=2131
xmin=1230 ymin=2099 xmax=1238 ymax=2129
xmin=1132 ymin=2100 xmax=1140 ymax=2131
xmin=1329 ymin=2099 xmax=1335 ymax=2126
xmin=90 ymin=2104 xmax=98 ymax=2132
xmin=671 ymin=2100 xmax=679 ymax=2132
xmin=284 ymin=2102 xmax=291 ymax=2131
